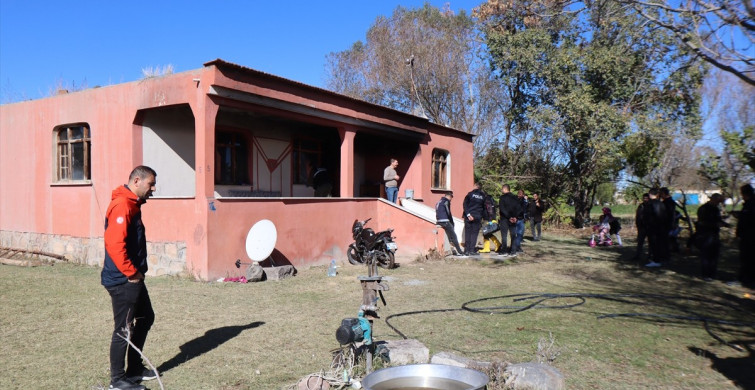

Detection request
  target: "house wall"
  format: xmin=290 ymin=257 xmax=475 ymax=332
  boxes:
xmin=141 ymin=105 xmax=196 ymax=197
xmin=0 ymin=70 xmax=208 ymax=276
xmin=204 ymin=198 xmax=441 ymax=280
xmin=1 ymin=61 xmax=475 ymax=281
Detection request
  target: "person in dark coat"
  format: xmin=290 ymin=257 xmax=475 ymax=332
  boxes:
xmin=696 ymin=193 xmax=729 ymax=281
xmin=528 ymin=192 xmax=545 ymax=241
xmin=634 ymin=193 xmax=651 ymax=261
xmin=436 ymin=192 xmax=464 ymax=256
xmin=462 ymin=182 xmax=486 ymax=255
xmin=735 ymin=184 xmax=755 ymax=287
xmin=660 ymin=187 xmax=678 ymax=253
xmin=498 ymin=184 xmax=523 ymax=256
xmin=644 ymin=188 xmax=670 ymax=267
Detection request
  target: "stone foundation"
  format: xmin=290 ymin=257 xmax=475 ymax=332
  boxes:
xmin=0 ymin=230 xmax=187 ymax=277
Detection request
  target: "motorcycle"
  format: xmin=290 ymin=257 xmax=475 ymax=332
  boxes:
xmin=347 ymin=218 xmax=396 ymax=269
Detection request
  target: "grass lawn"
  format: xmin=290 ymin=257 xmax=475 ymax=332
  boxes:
xmin=1 ymin=229 xmax=753 ymax=389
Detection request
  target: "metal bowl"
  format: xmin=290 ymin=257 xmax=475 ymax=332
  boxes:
xmin=361 ymin=364 xmax=489 ymax=390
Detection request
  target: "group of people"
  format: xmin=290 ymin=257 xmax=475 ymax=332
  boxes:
xmin=435 ymin=182 xmax=545 ymax=257
xmin=633 ymin=187 xmax=681 ymax=268
xmin=633 ymin=185 xmax=755 ymax=285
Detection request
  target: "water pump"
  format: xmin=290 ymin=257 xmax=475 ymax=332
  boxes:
xmin=335 ymin=311 xmax=372 ymax=345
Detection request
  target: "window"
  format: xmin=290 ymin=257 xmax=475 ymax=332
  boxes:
xmin=292 ymin=137 xmax=322 ymax=185
xmin=432 ymin=149 xmax=449 ymax=189
xmin=55 ymin=124 xmax=91 ymax=182
xmin=215 ymin=131 xmax=249 ymax=185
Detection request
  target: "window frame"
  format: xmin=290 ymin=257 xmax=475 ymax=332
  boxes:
xmin=53 ymin=123 xmax=91 ymax=183
xmin=431 ymin=148 xmax=450 ymax=190
xmin=214 ymin=130 xmax=251 ymax=186
xmin=292 ymin=137 xmax=323 ymax=185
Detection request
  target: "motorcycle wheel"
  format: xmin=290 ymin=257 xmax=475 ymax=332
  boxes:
xmin=347 ymin=246 xmax=363 ymax=265
xmin=376 ymin=250 xmax=395 ymax=269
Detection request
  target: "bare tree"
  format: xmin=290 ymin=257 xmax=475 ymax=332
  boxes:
xmin=619 ymin=0 xmax=755 ymax=86
xmin=698 ymin=68 xmax=755 ymax=200
xmin=325 ymin=4 xmax=509 ymax=152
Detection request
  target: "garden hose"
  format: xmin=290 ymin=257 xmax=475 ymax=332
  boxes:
xmin=384 ymin=292 xmax=755 ymax=351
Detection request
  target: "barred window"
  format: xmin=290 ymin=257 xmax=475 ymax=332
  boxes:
xmin=432 ymin=149 xmax=449 ymax=190
xmin=55 ymin=124 xmax=91 ymax=182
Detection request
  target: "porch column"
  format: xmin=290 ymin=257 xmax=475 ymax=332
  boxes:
xmin=338 ymin=127 xmax=356 ymax=197
xmin=186 ymin=90 xmax=219 ymax=280
xmin=196 ymin=101 xmax=219 ymax=198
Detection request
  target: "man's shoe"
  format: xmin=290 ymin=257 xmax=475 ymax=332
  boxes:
xmin=126 ymin=367 xmax=159 ymax=382
xmin=109 ymin=378 xmax=146 ymax=390
xmin=508 ymin=252 xmax=517 ymax=258
xmin=703 ymin=277 xmax=714 ymax=282
xmin=456 ymin=253 xmax=469 ymax=258
xmin=645 ymin=261 xmax=662 ymax=268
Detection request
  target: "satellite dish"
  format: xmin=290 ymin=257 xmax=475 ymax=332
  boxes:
xmin=245 ymin=219 xmax=277 ymax=262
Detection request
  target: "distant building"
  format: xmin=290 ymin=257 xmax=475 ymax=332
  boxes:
xmin=0 ymin=59 xmax=473 ymax=280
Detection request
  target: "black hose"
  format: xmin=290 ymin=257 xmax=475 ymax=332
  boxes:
xmin=384 ymin=292 xmax=755 ymax=351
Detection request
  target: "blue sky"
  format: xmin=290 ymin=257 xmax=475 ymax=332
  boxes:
xmin=0 ymin=0 xmax=481 ymax=103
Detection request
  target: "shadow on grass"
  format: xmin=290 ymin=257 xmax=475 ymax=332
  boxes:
xmin=689 ymin=346 xmax=755 ymax=389
xmin=157 ymin=321 xmax=265 ymax=373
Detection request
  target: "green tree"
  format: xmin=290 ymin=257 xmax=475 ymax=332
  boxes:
xmin=596 ymin=182 xmax=616 ymax=205
xmin=476 ymin=0 xmax=705 ymax=227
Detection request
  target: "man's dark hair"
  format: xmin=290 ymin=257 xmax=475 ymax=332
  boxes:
xmin=741 ymin=184 xmax=754 ymax=198
xmin=502 ymin=184 xmax=510 ymax=191
xmin=649 ymin=188 xmax=659 ymax=196
xmin=660 ymin=187 xmax=670 ymax=196
xmin=642 ymin=193 xmax=649 ymax=199
xmin=129 ymin=165 xmax=157 ymax=181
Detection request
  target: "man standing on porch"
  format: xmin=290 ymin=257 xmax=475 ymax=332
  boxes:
xmin=384 ymin=158 xmax=400 ymax=203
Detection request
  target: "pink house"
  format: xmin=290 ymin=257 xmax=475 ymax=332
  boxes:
xmin=0 ymin=59 xmax=474 ymax=280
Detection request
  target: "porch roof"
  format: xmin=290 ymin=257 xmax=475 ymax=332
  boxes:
xmin=203 ymin=58 xmax=471 ymax=139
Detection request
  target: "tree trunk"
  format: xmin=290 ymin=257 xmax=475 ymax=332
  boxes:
xmin=572 ymin=183 xmax=596 ymax=228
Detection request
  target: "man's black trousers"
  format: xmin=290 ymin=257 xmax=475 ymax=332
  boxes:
xmin=106 ymin=281 xmax=154 ymax=382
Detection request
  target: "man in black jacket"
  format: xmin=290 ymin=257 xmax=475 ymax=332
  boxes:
xmin=644 ymin=188 xmax=670 ymax=267
xmin=436 ymin=193 xmax=464 ymax=256
xmin=498 ymin=184 xmax=522 ymax=256
xmin=735 ymin=184 xmax=755 ymax=287
xmin=462 ymin=182 xmax=486 ymax=255
xmin=528 ymin=192 xmax=545 ymax=241
xmin=696 ymin=193 xmax=728 ymax=280
xmin=633 ymin=193 xmax=650 ymax=261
